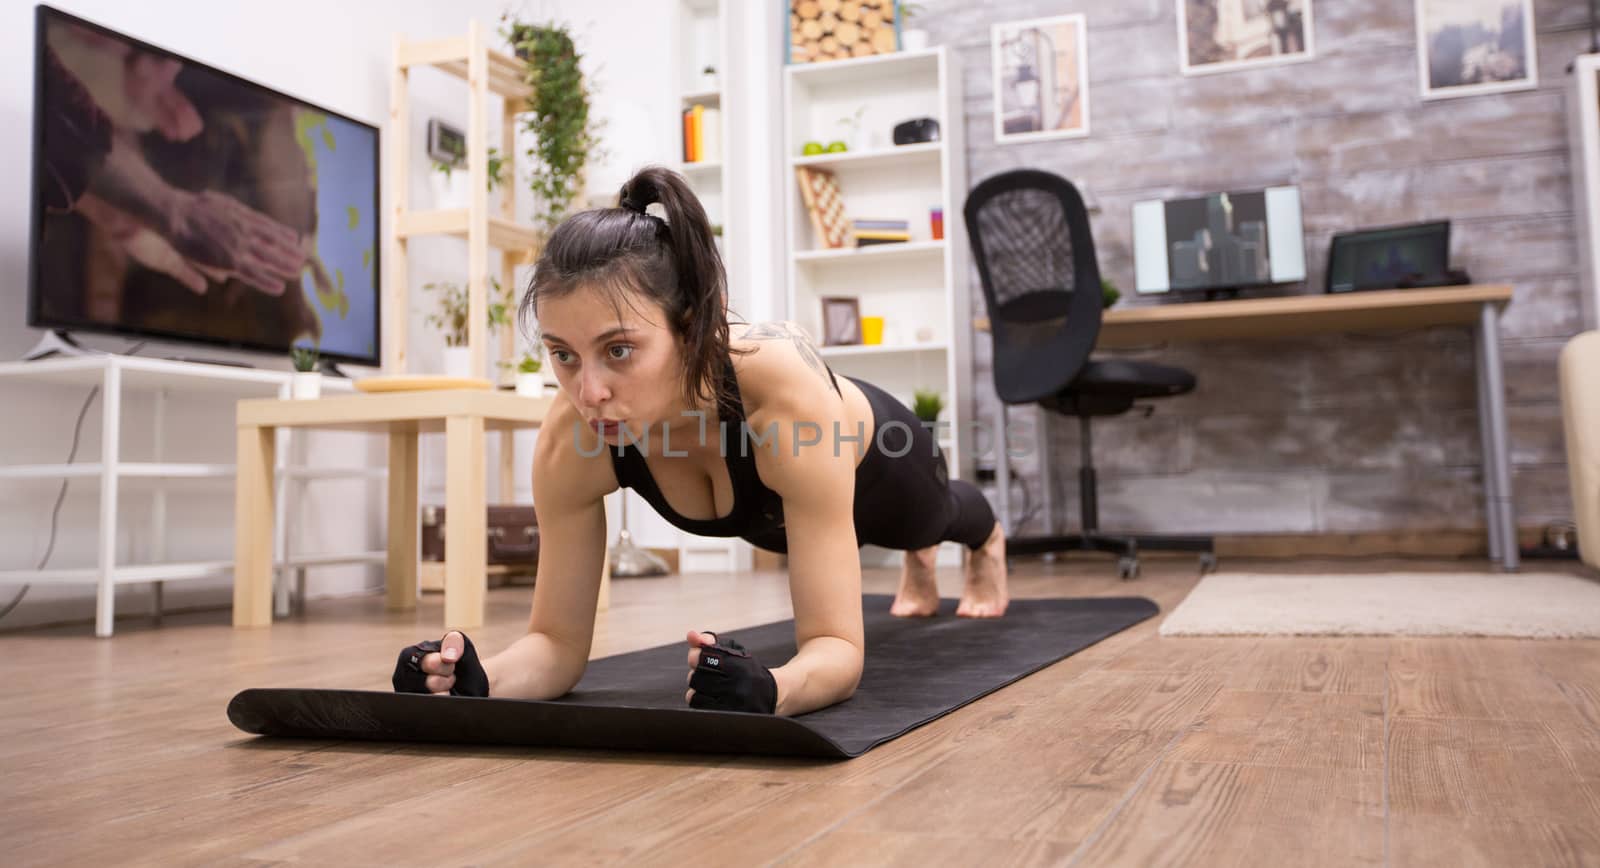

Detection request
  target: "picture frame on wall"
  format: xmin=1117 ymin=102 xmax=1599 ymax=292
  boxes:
xmin=992 ymin=13 xmax=1090 ymax=144
xmin=1415 ymin=0 xmax=1538 ymax=101
xmin=820 ymin=296 xmax=862 ymax=346
xmin=1569 ymin=53 xmax=1600 ymax=330
xmin=1178 ymin=0 xmax=1315 ymax=77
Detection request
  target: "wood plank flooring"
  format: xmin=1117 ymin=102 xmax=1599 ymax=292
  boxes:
xmin=3 ymin=556 xmax=1598 ymax=867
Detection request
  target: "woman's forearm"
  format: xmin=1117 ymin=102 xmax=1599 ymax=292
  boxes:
xmin=771 ymin=635 xmax=864 ymax=716
xmin=481 ymin=631 xmax=587 ymax=700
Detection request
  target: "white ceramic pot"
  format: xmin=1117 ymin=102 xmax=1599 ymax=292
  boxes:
xmin=901 ymin=29 xmax=930 ymax=51
xmin=290 ymin=371 xmax=322 ymax=400
xmin=515 ymin=372 xmax=543 ymax=397
xmin=442 ymin=346 xmax=473 ymax=379
xmin=847 ymin=127 xmax=868 ymax=153
xmin=428 ymin=170 xmax=469 ymax=210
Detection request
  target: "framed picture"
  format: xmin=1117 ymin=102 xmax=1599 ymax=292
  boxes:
xmin=992 ymin=14 xmax=1090 ymax=144
xmin=427 ymin=119 xmax=466 ymax=166
xmin=788 ymin=0 xmax=899 ymax=64
xmin=820 ymin=296 xmax=862 ymax=346
xmin=1570 ymin=54 xmax=1600 ymax=329
xmin=1178 ymin=0 xmax=1315 ymax=76
xmin=1415 ymin=0 xmax=1538 ymax=101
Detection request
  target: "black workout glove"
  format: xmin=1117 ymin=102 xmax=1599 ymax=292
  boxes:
xmin=392 ymin=632 xmax=491 ymax=697
xmin=688 ymin=633 xmax=778 ymax=714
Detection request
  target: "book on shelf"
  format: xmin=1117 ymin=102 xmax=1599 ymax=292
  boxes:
xmin=852 ymin=219 xmax=910 ymax=231
xmin=680 ymin=104 xmax=721 ymax=164
xmin=853 ymin=219 xmax=912 ymax=245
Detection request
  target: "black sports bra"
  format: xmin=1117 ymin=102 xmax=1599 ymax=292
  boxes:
xmin=610 ymin=355 xmax=836 ymax=541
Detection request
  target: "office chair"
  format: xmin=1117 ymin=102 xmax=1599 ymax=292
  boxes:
xmin=964 ymin=169 xmax=1215 ymax=579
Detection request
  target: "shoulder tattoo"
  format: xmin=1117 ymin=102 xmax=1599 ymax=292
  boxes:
xmin=740 ymin=321 xmax=833 ymax=389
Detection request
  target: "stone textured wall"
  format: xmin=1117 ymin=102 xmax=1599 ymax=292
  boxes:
xmin=920 ymin=0 xmax=1589 ymax=537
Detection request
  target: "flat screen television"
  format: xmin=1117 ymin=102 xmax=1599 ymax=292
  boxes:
xmin=27 ymin=4 xmax=381 ymax=365
xmin=1132 ymin=186 xmax=1306 ymax=297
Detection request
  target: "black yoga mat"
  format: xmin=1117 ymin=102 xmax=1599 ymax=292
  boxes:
xmin=228 ymin=594 xmax=1158 ymax=759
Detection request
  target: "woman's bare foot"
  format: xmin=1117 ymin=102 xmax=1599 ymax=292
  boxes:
xmin=890 ymin=544 xmax=941 ymax=617
xmin=957 ymin=522 xmax=1008 ymax=618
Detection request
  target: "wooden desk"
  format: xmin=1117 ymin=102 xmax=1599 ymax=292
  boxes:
xmin=232 ymin=389 xmax=607 ymax=630
xmin=976 ymin=285 xmax=1520 ymax=570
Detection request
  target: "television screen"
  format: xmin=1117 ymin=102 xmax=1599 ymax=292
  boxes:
xmin=27 ymin=5 xmax=380 ymax=364
xmin=1132 ymin=186 xmax=1306 ymax=296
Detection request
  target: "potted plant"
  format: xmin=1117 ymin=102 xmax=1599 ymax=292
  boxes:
xmin=289 ymin=346 xmax=321 ymax=399
xmin=511 ymin=349 xmax=546 ymax=397
xmin=912 ymin=388 xmax=944 ymax=424
xmin=428 ymin=147 xmax=508 ymax=210
xmin=838 ymin=105 xmax=868 ymax=152
xmin=424 ymin=277 xmax=513 ymax=378
xmin=501 ymin=15 xmax=602 ymax=233
xmin=899 ymin=2 xmax=930 ymax=51
xmin=1102 ymin=277 xmax=1122 ymax=309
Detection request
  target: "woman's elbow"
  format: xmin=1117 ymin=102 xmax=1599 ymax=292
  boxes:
xmin=838 ymin=646 xmax=865 ymax=699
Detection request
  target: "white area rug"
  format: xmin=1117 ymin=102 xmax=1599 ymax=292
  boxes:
xmin=1159 ymin=570 xmax=1600 ymax=638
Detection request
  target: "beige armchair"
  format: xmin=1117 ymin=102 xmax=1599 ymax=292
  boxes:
xmin=1561 ymin=330 xmax=1600 ymax=570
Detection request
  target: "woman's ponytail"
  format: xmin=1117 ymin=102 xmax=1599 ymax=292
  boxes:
xmin=617 ymin=166 xmax=731 ymax=407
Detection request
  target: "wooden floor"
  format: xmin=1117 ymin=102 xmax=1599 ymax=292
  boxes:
xmin=4 ymin=556 xmax=1600 ymax=867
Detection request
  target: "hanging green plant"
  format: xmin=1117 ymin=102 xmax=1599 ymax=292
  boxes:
xmin=501 ymin=16 xmax=601 ymax=233
xmin=423 ymin=276 xmax=514 ymax=348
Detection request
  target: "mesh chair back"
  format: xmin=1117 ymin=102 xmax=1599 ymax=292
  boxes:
xmin=963 ymin=170 xmax=1103 ymax=404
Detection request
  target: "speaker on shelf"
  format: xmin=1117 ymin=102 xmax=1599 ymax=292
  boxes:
xmin=892 ymin=117 xmax=940 ymax=145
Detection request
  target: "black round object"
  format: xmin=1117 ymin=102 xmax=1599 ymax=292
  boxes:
xmin=893 ymin=117 xmax=941 ymax=145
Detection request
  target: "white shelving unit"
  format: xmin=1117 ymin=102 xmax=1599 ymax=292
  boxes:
xmin=0 ymin=355 xmax=383 ymax=636
xmin=782 ymin=46 xmax=971 ymax=568
xmin=646 ymin=0 xmax=746 ymax=574
xmin=783 ymin=46 xmax=973 ymax=486
xmin=676 ymin=0 xmax=733 ymax=301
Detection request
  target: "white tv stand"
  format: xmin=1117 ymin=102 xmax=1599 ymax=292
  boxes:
xmin=0 ymin=354 xmax=385 ymax=636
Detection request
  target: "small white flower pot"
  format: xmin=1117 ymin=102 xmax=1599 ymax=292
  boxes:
xmin=428 ymin=171 xmax=469 ymax=210
xmin=515 ymin=372 xmax=544 ymax=397
xmin=442 ymin=346 xmax=473 ymax=379
xmin=901 ymin=29 xmax=930 ymax=51
xmin=290 ymin=371 xmax=322 ymax=400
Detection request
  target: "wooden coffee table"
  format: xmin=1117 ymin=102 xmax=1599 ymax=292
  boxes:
xmin=232 ymin=389 xmax=608 ymax=630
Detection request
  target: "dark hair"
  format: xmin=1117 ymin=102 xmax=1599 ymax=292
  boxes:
xmin=520 ymin=166 xmax=740 ymax=410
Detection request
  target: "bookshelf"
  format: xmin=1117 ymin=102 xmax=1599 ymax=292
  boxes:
xmin=389 ymin=21 xmax=541 ymax=520
xmin=387 ymin=21 xmax=536 ymax=380
xmin=783 ymin=47 xmax=972 ymax=501
xmin=623 ymin=0 xmax=744 ymax=574
xmin=676 ymin=0 xmax=732 ymax=307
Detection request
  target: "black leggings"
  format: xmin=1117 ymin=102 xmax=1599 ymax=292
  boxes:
xmin=744 ymin=377 xmax=996 ymax=553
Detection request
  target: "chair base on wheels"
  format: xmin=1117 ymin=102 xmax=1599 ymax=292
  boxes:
xmin=1005 ymin=532 xmax=1217 ymax=580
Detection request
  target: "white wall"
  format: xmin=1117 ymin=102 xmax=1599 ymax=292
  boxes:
xmin=0 ymin=0 xmax=508 ymax=631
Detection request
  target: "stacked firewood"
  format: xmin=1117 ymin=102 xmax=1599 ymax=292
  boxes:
xmin=790 ymin=0 xmax=899 ymax=64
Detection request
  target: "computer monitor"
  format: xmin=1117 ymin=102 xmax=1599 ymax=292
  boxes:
xmin=27 ymin=5 xmax=381 ymax=365
xmin=1132 ymin=186 xmax=1306 ymax=297
xmin=1324 ymin=221 xmax=1451 ymax=293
